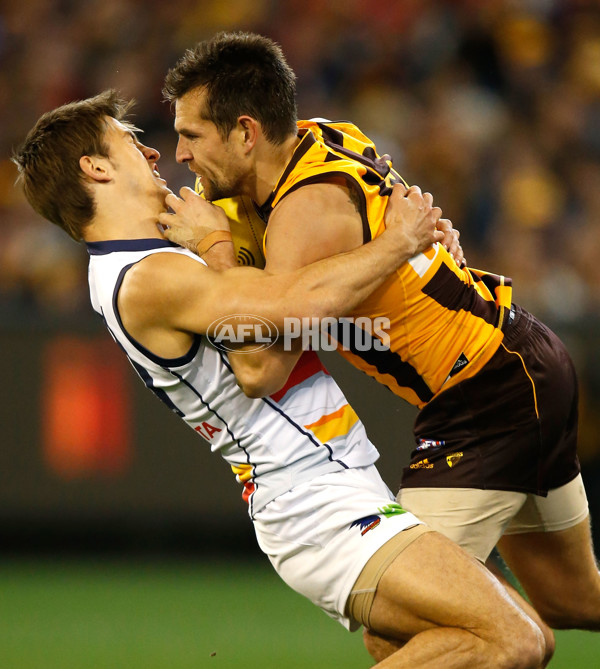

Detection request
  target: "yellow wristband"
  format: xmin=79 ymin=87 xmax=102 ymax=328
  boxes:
xmin=195 ymin=231 xmax=233 ymax=256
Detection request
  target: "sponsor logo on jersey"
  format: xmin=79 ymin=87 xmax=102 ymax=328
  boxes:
xmin=446 ymin=452 xmax=464 ymax=468
xmin=350 ymin=514 xmax=381 ymax=535
xmin=237 ymin=247 xmax=256 ymax=266
xmin=448 ymin=352 xmax=469 ymax=378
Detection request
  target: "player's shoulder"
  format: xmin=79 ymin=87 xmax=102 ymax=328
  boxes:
xmin=121 ymin=248 xmax=206 ymax=308
xmin=273 ymin=178 xmax=359 ymax=220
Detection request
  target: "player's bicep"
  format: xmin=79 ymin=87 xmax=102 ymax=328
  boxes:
xmin=119 ymin=253 xmax=253 ymax=337
xmin=265 ymin=181 xmax=364 ymax=273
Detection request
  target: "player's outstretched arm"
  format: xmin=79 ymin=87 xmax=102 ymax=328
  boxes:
xmin=118 ymin=183 xmax=443 ymax=357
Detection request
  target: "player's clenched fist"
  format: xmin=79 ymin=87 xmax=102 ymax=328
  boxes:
xmin=383 ymin=183 xmax=444 ymax=258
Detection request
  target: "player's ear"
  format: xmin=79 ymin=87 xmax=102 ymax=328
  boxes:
xmin=79 ymin=155 xmax=112 ymax=183
xmin=237 ymin=116 xmax=259 ymax=152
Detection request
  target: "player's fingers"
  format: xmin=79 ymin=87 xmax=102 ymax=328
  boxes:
xmin=158 ymin=212 xmax=176 ymax=228
xmin=164 ymin=192 xmax=182 ymax=210
xmin=389 ymin=182 xmax=408 ymax=199
xmin=431 ymin=206 xmax=442 ymax=221
xmin=432 ymin=229 xmax=445 ymax=244
xmin=423 ymin=192 xmax=434 ymax=208
xmin=405 ymin=185 xmax=423 ymax=200
xmin=179 ymin=186 xmax=197 ymax=200
xmin=436 ymin=218 xmax=452 ymax=234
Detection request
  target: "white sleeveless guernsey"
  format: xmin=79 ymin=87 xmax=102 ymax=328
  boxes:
xmin=86 ymin=239 xmax=379 ymax=517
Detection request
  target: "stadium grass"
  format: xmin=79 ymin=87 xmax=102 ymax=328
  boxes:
xmin=0 ymin=558 xmax=598 ymax=668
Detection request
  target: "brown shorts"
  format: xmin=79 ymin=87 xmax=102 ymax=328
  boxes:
xmin=403 ymin=304 xmax=580 ymax=496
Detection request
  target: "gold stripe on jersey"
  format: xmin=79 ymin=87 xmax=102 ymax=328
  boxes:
xmin=303 ymin=403 xmax=360 ymax=444
xmin=259 ymin=120 xmax=513 ymax=409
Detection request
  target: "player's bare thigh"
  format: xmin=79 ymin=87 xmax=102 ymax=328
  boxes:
xmin=362 ymin=530 xmax=544 ymax=668
xmin=367 ymin=531 xmax=528 ymax=639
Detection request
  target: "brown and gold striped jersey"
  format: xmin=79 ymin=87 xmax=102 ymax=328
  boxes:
xmin=258 ymin=120 xmax=514 ymax=408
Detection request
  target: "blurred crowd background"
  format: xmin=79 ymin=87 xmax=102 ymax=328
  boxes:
xmin=2 ymin=0 xmax=600 ymax=552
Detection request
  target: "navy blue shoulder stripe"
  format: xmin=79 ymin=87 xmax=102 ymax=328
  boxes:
xmin=86 ymin=239 xmax=179 ymax=255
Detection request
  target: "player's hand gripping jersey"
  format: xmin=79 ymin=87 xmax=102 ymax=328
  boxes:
xmin=209 ymin=120 xmax=513 ymax=410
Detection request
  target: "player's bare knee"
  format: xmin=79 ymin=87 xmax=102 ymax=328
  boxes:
xmin=491 ymin=618 xmax=545 ymax=669
xmin=540 ymin=626 xmax=556 ymax=667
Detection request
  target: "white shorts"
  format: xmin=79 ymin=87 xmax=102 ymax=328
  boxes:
xmin=253 ymin=465 xmax=422 ymax=630
xmin=397 ymin=473 xmax=589 ymax=563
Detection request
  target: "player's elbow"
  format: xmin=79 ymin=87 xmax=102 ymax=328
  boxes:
xmin=235 ymin=368 xmax=285 ymax=399
xmin=238 ymin=378 xmax=271 ymax=398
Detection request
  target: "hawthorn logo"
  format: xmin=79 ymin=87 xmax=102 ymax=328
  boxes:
xmin=208 ymin=314 xmax=279 ymax=353
xmin=446 ymin=452 xmax=464 ymax=468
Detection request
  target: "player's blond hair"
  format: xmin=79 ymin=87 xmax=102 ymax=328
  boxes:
xmin=12 ymin=90 xmax=134 ymax=241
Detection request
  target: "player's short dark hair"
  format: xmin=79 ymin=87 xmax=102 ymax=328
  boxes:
xmin=12 ymin=90 xmax=134 ymax=241
xmin=163 ymin=31 xmax=298 ymax=145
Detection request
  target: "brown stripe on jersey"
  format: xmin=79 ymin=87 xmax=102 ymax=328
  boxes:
xmin=330 ymin=320 xmax=434 ymax=404
xmin=272 ymin=172 xmax=372 ymax=244
xmin=477 ymin=270 xmax=512 ymax=294
xmin=263 ymin=131 xmax=317 ymax=218
xmin=421 ymin=262 xmax=499 ymax=325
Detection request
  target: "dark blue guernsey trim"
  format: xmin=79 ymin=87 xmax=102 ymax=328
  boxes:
xmin=86 ymin=239 xmax=179 ymax=255
xmin=101 ymin=313 xmax=186 ymax=417
xmin=112 ymin=263 xmax=202 ymax=367
xmin=169 ymin=369 xmax=257 ymax=516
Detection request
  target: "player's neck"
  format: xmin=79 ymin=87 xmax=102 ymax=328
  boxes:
xmin=84 ymin=192 xmax=165 ymax=242
xmin=253 ymin=134 xmax=301 ymax=206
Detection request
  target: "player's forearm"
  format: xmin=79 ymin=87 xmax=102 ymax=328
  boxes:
xmin=200 ymin=240 xmax=237 ymax=270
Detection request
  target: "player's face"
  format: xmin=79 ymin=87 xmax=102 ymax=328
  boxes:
xmin=174 ymin=88 xmax=246 ymax=201
xmin=103 ymin=117 xmax=171 ymax=205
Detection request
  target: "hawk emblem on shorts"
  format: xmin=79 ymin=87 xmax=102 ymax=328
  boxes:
xmin=350 ymin=515 xmax=381 ymax=536
xmin=446 ymin=452 xmax=464 ymax=468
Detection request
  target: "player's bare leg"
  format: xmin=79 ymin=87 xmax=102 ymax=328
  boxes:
xmin=361 ymin=565 xmax=552 ymax=669
xmin=365 ymin=531 xmax=544 ymax=668
xmin=498 ymin=517 xmax=600 ymax=630
xmin=363 ymin=628 xmax=404 ymax=663
xmin=485 ymin=559 xmax=555 ymax=667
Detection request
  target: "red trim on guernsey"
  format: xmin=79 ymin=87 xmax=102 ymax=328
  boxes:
xmin=269 ymin=350 xmax=329 ymax=403
xmin=242 ymin=481 xmax=256 ymax=503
